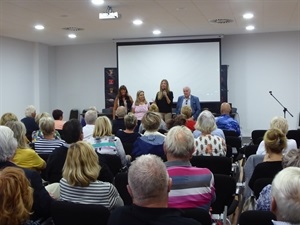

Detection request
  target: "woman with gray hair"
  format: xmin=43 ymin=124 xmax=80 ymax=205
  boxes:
xmin=193 ymin=110 xmax=226 ymax=156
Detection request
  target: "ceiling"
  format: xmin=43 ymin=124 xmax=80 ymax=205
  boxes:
xmin=0 ymin=0 xmax=299 ymax=46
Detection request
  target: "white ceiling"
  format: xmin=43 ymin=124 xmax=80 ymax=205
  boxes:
xmin=0 ymin=0 xmax=299 ymax=46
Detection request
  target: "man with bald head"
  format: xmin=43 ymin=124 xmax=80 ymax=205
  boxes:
xmin=176 ymin=86 xmax=201 ymax=120
xmin=215 ymin=102 xmax=240 ymax=136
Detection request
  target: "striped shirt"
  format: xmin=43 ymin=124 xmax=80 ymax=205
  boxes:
xmin=60 ymin=178 xmax=123 ymax=210
xmin=165 ymin=160 xmax=216 ymax=211
xmin=34 ymin=138 xmax=65 ymax=154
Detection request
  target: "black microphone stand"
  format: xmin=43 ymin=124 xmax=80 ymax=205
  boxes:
xmin=269 ymin=91 xmax=293 ymax=118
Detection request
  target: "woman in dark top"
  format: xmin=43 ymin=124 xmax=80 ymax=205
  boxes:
xmin=154 ymin=79 xmax=173 ymax=122
xmin=249 ymin=128 xmax=287 ymax=190
xmin=113 ymin=85 xmax=133 ymax=119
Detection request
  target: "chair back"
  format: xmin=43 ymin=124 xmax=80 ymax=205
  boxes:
xmin=51 ymin=200 xmax=110 ymax=225
xmin=190 ymin=156 xmax=232 ymax=176
xmin=223 ymin=130 xmax=239 ymax=137
xmin=251 ymin=130 xmax=267 ymax=145
xmin=69 ymin=109 xmax=79 ymax=120
xmin=286 ymin=129 xmax=300 ymax=148
xmin=244 ymin=144 xmax=259 ymax=159
xmin=114 ymin=172 xmax=132 ymax=205
xmin=99 ymin=154 xmax=123 ymax=176
xmin=239 ymin=210 xmax=276 ymax=225
xmin=253 ymin=178 xmax=273 ymax=199
xmin=181 ymin=208 xmax=212 ymax=225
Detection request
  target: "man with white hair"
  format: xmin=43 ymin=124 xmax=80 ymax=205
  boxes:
xmin=271 ymin=167 xmax=300 ymax=225
xmin=108 ymin=154 xmax=201 ymax=225
xmin=83 ymin=109 xmax=98 ymax=140
xmin=21 ymin=105 xmax=39 ymax=141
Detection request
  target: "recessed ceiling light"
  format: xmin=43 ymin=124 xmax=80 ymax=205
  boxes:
xmin=153 ymin=30 xmax=161 ymax=35
xmin=68 ymin=34 xmax=77 ymax=39
xmin=35 ymin=24 xmax=44 ymax=30
xmin=246 ymin=25 xmax=255 ymax=31
xmin=243 ymin=13 xmax=254 ymax=19
xmin=133 ymin=19 xmax=143 ymax=25
xmin=91 ymin=0 xmax=104 ymax=5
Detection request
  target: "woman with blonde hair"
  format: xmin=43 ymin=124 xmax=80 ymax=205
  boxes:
xmin=0 ymin=112 xmax=18 ymax=125
xmin=60 ymin=141 xmax=123 ymax=210
xmin=86 ymin=116 xmax=129 ymax=166
xmin=181 ymin=105 xmax=196 ymax=131
xmin=132 ymin=90 xmax=149 ymax=132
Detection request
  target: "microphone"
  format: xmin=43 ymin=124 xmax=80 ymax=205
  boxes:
xmin=269 ymin=91 xmax=272 ymax=95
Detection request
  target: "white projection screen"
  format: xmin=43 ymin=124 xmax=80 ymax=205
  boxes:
xmin=117 ymin=39 xmax=221 ymax=103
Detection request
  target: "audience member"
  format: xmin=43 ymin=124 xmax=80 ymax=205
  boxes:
xmin=108 ymin=154 xmax=201 ymax=225
xmin=154 ymin=79 xmax=174 ymax=122
xmin=180 ymin=105 xmax=196 ymax=131
xmin=113 ymin=85 xmax=133 ymax=119
xmin=52 ymin=109 xmax=65 ymax=130
xmin=80 ymin=106 xmax=98 ymax=127
xmin=0 ymin=112 xmax=18 ymax=125
xmin=82 ymin=109 xmax=97 ymax=141
xmin=194 ymin=110 xmax=227 ymax=156
xmin=215 ymin=102 xmax=240 ymax=136
xmin=164 ymin=126 xmax=215 ymax=211
xmin=0 ymin=126 xmax=53 ymax=220
xmin=132 ymin=90 xmax=149 ymax=132
xmin=21 ymin=105 xmax=39 ymax=142
xmin=166 ymin=114 xmax=186 ymax=130
xmin=193 ymin=126 xmax=225 ymax=139
xmin=256 ymin=116 xmax=297 ymax=155
xmin=131 ymin=111 xmax=166 ymax=160
xmin=112 ymin=106 xmax=127 ymax=134
xmin=60 ymin=141 xmax=123 ymax=210
xmin=271 ymin=167 xmax=300 ymax=224
xmin=46 ymin=119 xmax=113 ymax=184
xmin=0 ymin=167 xmax=39 ymax=225
xmin=176 ymin=86 xmax=201 ymax=120
xmin=5 ymin=121 xmax=46 ymax=171
xmin=249 ymin=128 xmax=287 ymax=191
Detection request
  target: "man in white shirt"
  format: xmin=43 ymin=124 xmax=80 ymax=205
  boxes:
xmin=83 ymin=110 xmax=97 ymax=140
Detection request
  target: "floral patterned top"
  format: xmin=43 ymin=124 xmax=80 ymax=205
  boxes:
xmin=193 ymin=134 xmax=226 ymax=156
xmin=256 ymin=184 xmax=272 ymax=211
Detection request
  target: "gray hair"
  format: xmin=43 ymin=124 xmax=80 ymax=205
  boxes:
xmin=272 ymin=167 xmax=300 ymax=223
xmin=5 ymin=121 xmax=28 ymax=149
xmin=142 ymin=111 xmax=161 ymax=132
xmin=116 ymin=106 xmax=127 ymax=118
xmin=164 ymin=126 xmax=194 ymax=159
xmin=195 ymin=110 xmax=216 ymax=134
xmin=124 ymin=113 xmax=137 ymax=130
xmin=0 ymin=126 xmax=18 ymax=162
xmin=270 ymin=116 xmax=289 ymax=135
xmin=84 ymin=110 xmax=98 ymax=125
xmin=282 ymin=149 xmax=300 ymax=168
xmin=128 ymin=154 xmax=169 ymax=202
xmin=25 ymin=105 xmax=36 ymax=117
xmin=39 ymin=116 xmax=55 ymax=135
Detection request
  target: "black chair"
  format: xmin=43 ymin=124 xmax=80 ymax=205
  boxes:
xmin=251 ymin=130 xmax=267 ymax=145
xmin=69 ymin=109 xmax=79 ymax=120
xmin=253 ymin=178 xmax=273 ymax=199
xmin=114 ymin=172 xmax=132 ymax=205
xmin=239 ymin=210 xmax=276 ymax=225
xmin=51 ymin=200 xmax=110 ymax=225
xmin=181 ymin=208 xmax=212 ymax=225
xmin=223 ymin=130 xmax=239 ymax=137
xmin=287 ymin=129 xmax=300 ymax=148
xmin=99 ymin=154 xmax=123 ymax=176
xmin=225 ymin=136 xmax=242 ymax=159
xmin=190 ymin=156 xmax=232 ymax=176
xmin=243 ymin=144 xmax=259 ymax=159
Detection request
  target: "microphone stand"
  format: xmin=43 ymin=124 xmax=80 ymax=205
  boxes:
xmin=269 ymin=91 xmax=293 ymax=118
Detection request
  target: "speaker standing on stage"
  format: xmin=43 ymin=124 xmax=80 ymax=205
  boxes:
xmin=113 ymin=85 xmax=133 ymax=120
xmin=154 ymin=79 xmax=173 ymax=122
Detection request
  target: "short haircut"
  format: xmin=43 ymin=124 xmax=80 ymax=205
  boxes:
xmin=141 ymin=111 xmax=161 ymax=132
xmin=181 ymin=105 xmax=192 ymax=118
xmin=264 ymin=128 xmax=287 ymax=154
xmin=25 ymin=105 xmax=36 ymax=117
xmin=164 ymin=126 xmax=194 ymax=159
xmin=194 ymin=110 xmax=216 ymax=133
xmin=5 ymin=121 xmax=28 ymax=149
xmin=282 ymin=148 xmax=300 ymax=168
xmin=128 ymin=154 xmax=168 ymax=201
xmin=0 ymin=113 xmax=18 ymax=125
xmin=93 ymin=116 xmax=112 ymax=137
xmin=35 ymin=112 xmax=51 ymax=125
xmin=62 ymin=119 xmax=82 ymax=144
xmin=84 ymin=110 xmax=98 ymax=125
xmin=52 ymin=109 xmax=63 ymax=120
xmin=124 ymin=113 xmax=137 ymax=130
xmin=62 ymin=141 xmax=100 ymax=187
xmin=272 ymin=167 xmax=300 ymax=223
xmin=0 ymin=126 xmax=18 ymax=162
xmin=39 ymin=116 xmax=55 ymax=136
xmin=270 ymin=116 xmax=289 ymax=135
xmin=149 ymin=104 xmax=159 ymax=112
xmin=116 ymin=106 xmax=127 ymax=118
xmin=0 ymin=167 xmax=33 ymax=225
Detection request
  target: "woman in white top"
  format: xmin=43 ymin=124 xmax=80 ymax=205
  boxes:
xmin=132 ymin=90 xmax=149 ymax=132
xmin=256 ymin=116 xmax=297 ymax=155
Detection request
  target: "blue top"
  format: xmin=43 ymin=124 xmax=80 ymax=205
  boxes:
xmin=256 ymin=184 xmax=272 ymax=211
xmin=215 ymin=114 xmax=241 ymax=136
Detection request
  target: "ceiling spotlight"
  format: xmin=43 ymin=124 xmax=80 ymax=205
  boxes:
xmin=133 ymin=19 xmax=143 ymax=25
xmin=153 ymin=30 xmax=161 ymax=35
xmin=91 ymin=0 xmax=104 ymax=5
xmin=243 ymin=13 xmax=254 ymax=19
xmin=246 ymin=25 xmax=255 ymax=31
xmin=35 ymin=24 xmax=45 ymax=30
xmin=68 ymin=34 xmax=77 ymax=39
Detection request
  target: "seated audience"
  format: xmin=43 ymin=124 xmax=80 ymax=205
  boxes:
xmin=180 ymin=105 xmax=196 ymax=131
xmin=34 ymin=116 xmax=65 ymax=154
xmin=132 ymin=90 xmax=149 ymax=132
xmin=5 ymin=121 xmax=46 ymax=171
xmin=60 ymin=141 xmax=123 ymax=210
xmin=21 ymin=105 xmax=39 ymax=142
xmin=132 ymin=111 xmax=166 ymax=160
xmin=215 ymin=102 xmax=240 ymax=136
xmin=0 ymin=167 xmax=39 ymax=225
xmin=0 ymin=126 xmax=53 ymax=220
xmin=112 ymin=106 xmax=126 ymax=134
xmin=46 ymin=119 xmax=113 ymax=184
xmin=193 ymin=127 xmax=225 ymax=139
xmin=108 ymin=154 xmax=201 ymax=225
xmin=52 ymin=109 xmax=65 ymax=130
xmin=166 ymin=114 xmax=187 ymax=131
xmin=249 ymin=128 xmax=286 ymax=191
xmin=271 ymin=167 xmax=300 ymax=225
xmin=193 ymin=110 xmax=227 ymax=156
xmin=82 ymin=109 xmax=97 ymax=141
xmin=0 ymin=112 xmax=18 ymax=125
xmin=86 ymin=116 xmax=128 ymax=167
xmin=165 ymin=126 xmax=215 ymax=211
xmin=80 ymin=106 xmax=99 ymax=127
xmin=256 ymin=116 xmax=297 ymax=155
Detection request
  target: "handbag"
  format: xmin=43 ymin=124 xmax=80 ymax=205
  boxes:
xmin=242 ymin=195 xmax=257 ymax=212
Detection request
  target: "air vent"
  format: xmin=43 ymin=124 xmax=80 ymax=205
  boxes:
xmin=209 ymin=19 xmax=234 ymax=24
xmin=62 ymin=27 xmax=84 ymax=31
